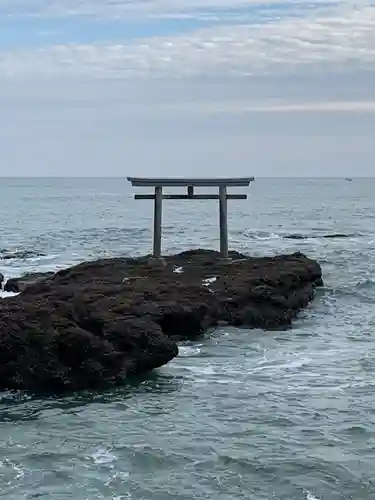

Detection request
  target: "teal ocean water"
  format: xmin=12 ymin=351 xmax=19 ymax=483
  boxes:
xmin=1 ymin=177 xmax=375 ymax=500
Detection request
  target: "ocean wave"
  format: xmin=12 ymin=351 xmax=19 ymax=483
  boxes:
xmin=354 ymin=278 xmax=375 ymax=291
xmin=321 ymin=282 xmax=375 ymax=304
xmin=37 ymin=226 xmax=150 ymax=243
xmin=243 ymin=230 xmax=280 ymax=240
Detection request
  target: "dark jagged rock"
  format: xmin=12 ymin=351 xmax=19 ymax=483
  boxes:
xmin=321 ymin=233 xmax=352 ymax=239
xmin=0 ymin=272 xmax=3 ymax=288
xmin=283 ymin=233 xmax=352 ymax=240
xmin=0 ymin=249 xmax=46 ymax=261
xmin=4 ymin=272 xmax=55 ymax=293
xmin=0 ymin=249 xmax=323 ymax=392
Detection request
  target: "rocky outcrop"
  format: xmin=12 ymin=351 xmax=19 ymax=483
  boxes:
xmin=4 ymin=272 xmax=55 ymax=293
xmin=0 ymin=249 xmax=323 ymax=392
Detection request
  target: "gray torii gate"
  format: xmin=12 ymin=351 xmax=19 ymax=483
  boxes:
xmin=127 ymin=177 xmax=254 ymax=260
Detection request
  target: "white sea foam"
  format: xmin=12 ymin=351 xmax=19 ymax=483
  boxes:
xmin=185 ymin=365 xmax=216 ymax=376
xmin=0 ymin=291 xmax=20 ymax=299
xmin=27 ymin=253 xmax=60 ymax=263
xmin=306 ymin=492 xmax=320 ymax=500
xmin=178 ymin=345 xmax=202 ymax=357
xmin=244 ymin=229 xmax=281 ymax=240
xmin=173 ymin=266 xmax=184 ymax=274
xmin=249 ymin=355 xmax=312 ymax=375
xmin=202 ymin=276 xmax=217 ymax=288
xmin=104 ymin=471 xmax=130 ymax=487
xmin=0 ymin=459 xmax=25 ymax=480
xmin=91 ymin=448 xmax=118 ymax=467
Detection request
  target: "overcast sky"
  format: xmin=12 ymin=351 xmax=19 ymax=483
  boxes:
xmin=0 ymin=0 xmax=374 ymax=177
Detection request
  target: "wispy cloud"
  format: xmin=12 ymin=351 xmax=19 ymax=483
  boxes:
xmin=1 ymin=4 xmax=374 ymax=78
xmin=0 ymin=0 xmax=342 ymax=19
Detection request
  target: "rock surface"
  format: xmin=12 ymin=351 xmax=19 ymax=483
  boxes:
xmin=0 ymin=249 xmax=323 ymax=392
xmin=4 ymin=272 xmax=55 ymax=293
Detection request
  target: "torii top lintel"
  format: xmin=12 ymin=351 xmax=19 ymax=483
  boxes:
xmin=127 ymin=177 xmax=254 ymax=188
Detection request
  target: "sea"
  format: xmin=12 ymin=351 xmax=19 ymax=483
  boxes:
xmin=0 ymin=177 xmax=374 ymax=500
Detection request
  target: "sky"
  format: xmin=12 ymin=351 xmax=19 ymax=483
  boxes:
xmin=0 ymin=0 xmax=374 ymax=177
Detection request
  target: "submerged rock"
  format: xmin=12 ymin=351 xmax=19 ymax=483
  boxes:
xmin=0 ymin=249 xmax=46 ymax=261
xmin=283 ymin=233 xmax=352 ymax=240
xmin=0 ymin=249 xmax=323 ymax=392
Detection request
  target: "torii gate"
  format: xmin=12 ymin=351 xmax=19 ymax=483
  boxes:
xmin=127 ymin=177 xmax=254 ymax=260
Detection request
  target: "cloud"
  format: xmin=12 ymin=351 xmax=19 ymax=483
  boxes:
xmin=0 ymin=0 xmax=374 ymax=177
xmin=0 ymin=0 xmax=341 ymax=19
xmin=0 ymin=3 xmax=374 ymax=80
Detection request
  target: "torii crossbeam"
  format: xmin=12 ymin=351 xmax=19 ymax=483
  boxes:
xmin=127 ymin=177 xmax=255 ymax=260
